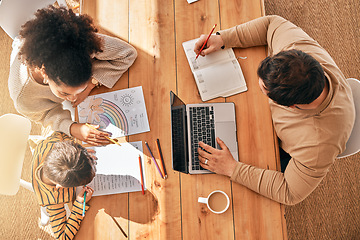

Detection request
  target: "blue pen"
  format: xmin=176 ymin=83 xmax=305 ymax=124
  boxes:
xmin=82 ymin=187 xmax=86 ymax=217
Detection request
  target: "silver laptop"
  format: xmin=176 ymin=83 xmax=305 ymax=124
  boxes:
xmin=170 ymin=91 xmax=239 ymax=174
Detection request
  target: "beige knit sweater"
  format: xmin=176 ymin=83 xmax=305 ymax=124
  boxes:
xmin=219 ymin=16 xmax=355 ymax=205
xmin=8 ymin=33 xmax=137 ymax=136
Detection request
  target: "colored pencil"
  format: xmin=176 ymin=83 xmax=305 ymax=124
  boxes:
xmin=144 ymin=141 xmax=164 ymax=179
xmin=195 ymin=24 xmax=217 ymax=59
xmin=138 ymin=155 xmax=145 ymax=195
xmin=85 ymin=123 xmax=121 ymax=146
xmin=155 ymin=139 xmax=167 ymax=179
xmin=82 ymin=187 xmax=86 ymax=217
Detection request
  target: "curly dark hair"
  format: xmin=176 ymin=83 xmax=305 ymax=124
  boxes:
xmin=257 ymin=49 xmax=325 ymax=107
xmin=19 ymin=5 xmax=103 ymax=87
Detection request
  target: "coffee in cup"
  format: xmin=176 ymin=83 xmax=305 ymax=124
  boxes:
xmin=198 ymin=190 xmax=230 ymax=214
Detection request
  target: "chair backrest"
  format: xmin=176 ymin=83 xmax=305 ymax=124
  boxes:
xmin=0 ymin=0 xmax=57 ymax=39
xmin=0 ymin=114 xmax=31 ymax=195
xmin=338 ymin=78 xmax=360 ymax=158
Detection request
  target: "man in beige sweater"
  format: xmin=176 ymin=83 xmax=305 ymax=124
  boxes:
xmin=195 ymin=15 xmax=355 ymax=205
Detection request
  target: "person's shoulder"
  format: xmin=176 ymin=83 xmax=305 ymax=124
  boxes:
xmin=266 ymin=15 xmax=294 ymax=28
xmin=8 ymin=62 xmax=32 ymax=101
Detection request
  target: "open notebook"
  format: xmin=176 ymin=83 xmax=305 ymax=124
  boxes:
xmin=182 ymin=38 xmax=247 ymax=101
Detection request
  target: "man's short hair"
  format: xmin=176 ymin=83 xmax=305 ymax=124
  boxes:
xmin=257 ymin=49 xmax=325 ymax=106
xmin=42 ymin=141 xmax=96 ymax=188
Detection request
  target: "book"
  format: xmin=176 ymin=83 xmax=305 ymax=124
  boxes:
xmin=182 ymin=38 xmax=247 ymax=101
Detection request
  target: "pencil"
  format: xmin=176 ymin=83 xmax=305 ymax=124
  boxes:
xmin=155 ymin=139 xmax=167 ymax=179
xmin=144 ymin=141 xmax=164 ymax=179
xmin=82 ymin=187 xmax=86 ymax=217
xmin=110 ymin=215 xmax=128 ymax=238
xmin=195 ymin=24 xmax=217 ymax=60
xmin=85 ymin=123 xmax=121 ymax=146
xmin=138 ymin=155 xmax=145 ymax=195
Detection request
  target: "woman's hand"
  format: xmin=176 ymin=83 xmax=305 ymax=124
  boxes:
xmin=198 ymin=137 xmax=238 ymax=177
xmin=194 ymin=34 xmax=224 ymax=57
xmin=76 ymin=186 xmax=94 ymax=203
xmin=70 ymin=123 xmax=111 ymax=146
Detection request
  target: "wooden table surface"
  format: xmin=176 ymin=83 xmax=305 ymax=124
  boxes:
xmin=75 ymin=0 xmax=287 ymax=239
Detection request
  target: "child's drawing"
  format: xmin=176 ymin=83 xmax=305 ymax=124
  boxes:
xmin=77 ymin=86 xmax=150 ymax=137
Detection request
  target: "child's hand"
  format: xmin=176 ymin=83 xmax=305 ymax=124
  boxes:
xmin=76 ymin=186 xmax=94 ymax=203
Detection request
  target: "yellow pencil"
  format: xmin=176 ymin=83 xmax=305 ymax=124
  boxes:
xmin=85 ymin=123 xmax=121 ymax=146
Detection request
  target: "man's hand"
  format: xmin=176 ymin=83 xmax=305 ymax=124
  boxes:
xmin=194 ymin=34 xmax=224 ymax=57
xmin=70 ymin=123 xmax=111 ymax=146
xmin=198 ymin=137 xmax=238 ymax=177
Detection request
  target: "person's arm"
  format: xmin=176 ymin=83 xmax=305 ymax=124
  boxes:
xmin=13 ymin=93 xmax=74 ymax=136
xmin=13 ymin=92 xmax=110 ymax=144
xmin=198 ymin=138 xmax=332 ymax=205
xmin=46 ymin=187 xmax=94 ymax=240
xmin=195 ymin=15 xmax=317 ymax=57
xmin=219 ymin=15 xmax=317 ymax=54
xmin=91 ymin=33 xmax=137 ymax=89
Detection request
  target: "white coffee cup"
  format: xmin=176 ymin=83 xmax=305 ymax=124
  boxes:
xmin=198 ymin=190 xmax=230 ymax=214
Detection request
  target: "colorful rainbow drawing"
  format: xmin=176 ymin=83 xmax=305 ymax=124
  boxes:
xmin=99 ymin=99 xmax=129 ymax=135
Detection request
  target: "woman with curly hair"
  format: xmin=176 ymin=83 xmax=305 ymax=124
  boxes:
xmin=8 ymin=5 xmax=137 ymax=145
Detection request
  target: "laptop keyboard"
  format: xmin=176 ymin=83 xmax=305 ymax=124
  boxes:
xmin=189 ymin=106 xmax=215 ymax=170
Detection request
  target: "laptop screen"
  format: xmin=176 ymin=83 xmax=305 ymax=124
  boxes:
xmin=170 ymin=91 xmax=188 ymax=173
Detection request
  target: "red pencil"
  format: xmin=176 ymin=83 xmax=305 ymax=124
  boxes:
xmin=138 ymin=155 xmax=145 ymax=195
xmin=195 ymin=24 xmax=217 ymax=60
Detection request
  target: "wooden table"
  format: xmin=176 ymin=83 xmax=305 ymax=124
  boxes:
xmin=75 ymin=0 xmax=287 ymax=239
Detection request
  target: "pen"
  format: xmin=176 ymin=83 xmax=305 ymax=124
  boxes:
xmin=195 ymin=24 xmax=217 ymax=60
xmin=82 ymin=186 xmax=86 ymax=217
xmin=138 ymin=155 xmax=145 ymax=195
xmin=145 ymin=141 xmax=164 ymax=179
xmin=85 ymin=123 xmax=121 ymax=146
xmin=155 ymin=139 xmax=167 ymax=179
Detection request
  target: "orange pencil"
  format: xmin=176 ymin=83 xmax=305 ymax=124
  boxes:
xmin=138 ymin=155 xmax=145 ymax=195
xmin=195 ymin=24 xmax=217 ymax=60
xmin=155 ymin=139 xmax=167 ymax=179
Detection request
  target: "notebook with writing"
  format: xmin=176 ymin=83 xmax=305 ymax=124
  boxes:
xmin=182 ymin=38 xmax=247 ymax=102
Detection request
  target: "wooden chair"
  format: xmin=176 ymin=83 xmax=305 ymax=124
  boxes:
xmin=338 ymin=78 xmax=360 ymax=158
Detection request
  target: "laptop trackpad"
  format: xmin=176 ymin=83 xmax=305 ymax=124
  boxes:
xmin=215 ymin=121 xmax=237 ymax=152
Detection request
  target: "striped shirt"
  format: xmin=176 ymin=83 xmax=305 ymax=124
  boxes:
xmin=31 ymin=131 xmax=89 ymax=239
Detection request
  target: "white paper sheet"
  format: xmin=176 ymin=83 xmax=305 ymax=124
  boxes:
xmin=77 ymin=86 xmax=150 ymax=137
xmin=81 ymin=141 xmax=146 ymax=196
